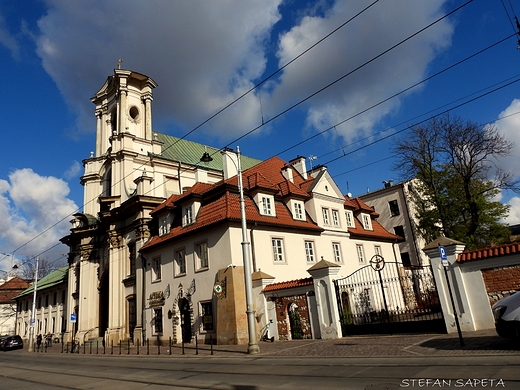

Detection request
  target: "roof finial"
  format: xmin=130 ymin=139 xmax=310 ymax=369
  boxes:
xmin=117 ymin=58 xmax=123 ymax=69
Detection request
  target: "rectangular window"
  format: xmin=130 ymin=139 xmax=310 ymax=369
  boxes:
xmin=374 ymin=245 xmax=382 ymax=256
xmin=345 ymin=210 xmax=355 ymax=228
xmin=389 ymin=200 xmax=400 ymax=217
xmin=128 ymin=243 xmax=136 ymax=276
xmin=152 ymin=257 xmax=161 ymax=281
xmin=262 ymin=197 xmax=272 ymax=215
xmin=356 ymin=244 xmax=365 ymax=263
xmin=153 ymin=308 xmax=163 ymax=334
xmin=272 ymin=238 xmax=285 ymax=262
xmin=322 ymin=208 xmax=330 ymax=225
xmin=159 ymin=215 xmax=169 ymax=236
xmin=200 ymin=301 xmax=214 ymax=331
xmin=175 ymin=249 xmax=186 ymax=275
xmin=401 ymin=252 xmax=412 ymax=267
xmin=304 ymin=241 xmax=315 ymax=262
xmin=362 ymin=214 xmax=372 ymax=230
xmin=332 ymin=242 xmax=342 ymax=263
xmin=196 ymin=242 xmax=209 ymax=270
xmin=184 ymin=205 xmax=193 ymax=226
xmin=293 ymin=202 xmax=304 ymax=220
xmin=332 ymin=210 xmax=340 ymax=226
xmin=394 ymin=225 xmax=405 ymax=239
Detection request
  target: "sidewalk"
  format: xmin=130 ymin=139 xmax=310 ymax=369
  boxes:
xmin=24 ymin=329 xmax=520 ymax=358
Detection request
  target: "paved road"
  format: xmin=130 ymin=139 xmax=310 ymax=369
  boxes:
xmin=0 ymin=330 xmax=518 ymax=390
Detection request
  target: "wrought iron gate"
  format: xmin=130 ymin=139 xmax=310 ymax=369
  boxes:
xmin=334 ymin=262 xmax=445 ymax=335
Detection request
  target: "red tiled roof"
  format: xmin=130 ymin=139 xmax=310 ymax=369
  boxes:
xmin=348 ymin=218 xmax=402 ymax=242
xmin=152 ymin=182 xmax=214 ymax=215
xmin=352 ymin=197 xmax=377 ymax=215
xmin=0 ymin=277 xmax=31 ymax=304
xmin=262 ymin=277 xmax=314 ymax=292
xmin=141 ymin=191 xmax=323 ymax=251
xmin=457 ymin=242 xmax=520 ymax=263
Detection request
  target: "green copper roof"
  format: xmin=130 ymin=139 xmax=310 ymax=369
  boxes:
xmin=15 ymin=266 xmax=68 ymax=298
xmin=154 ymin=132 xmax=262 ymax=171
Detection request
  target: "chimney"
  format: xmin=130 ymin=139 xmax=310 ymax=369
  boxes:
xmin=222 ymin=149 xmax=239 ymax=180
xmin=289 ymin=156 xmax=307 ymax=180
xmin=281 ymin=165 xmax=294 ymax=182
xmin=195 ymin=168 xmax=208 ymax=183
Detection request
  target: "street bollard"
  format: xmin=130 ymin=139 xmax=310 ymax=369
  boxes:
xmin=169 ymin=337 xmax=172 ymax=355
xmin=195 ymin=337 xmax=198 ymax=355
xmin=210 ymin=335 xmax=213 ymax=355
xmin=147 ymin=339 xmax=149 ymax=355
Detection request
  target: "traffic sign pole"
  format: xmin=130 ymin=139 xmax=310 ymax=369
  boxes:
xmin=438 ymin=245 xmax=464 ymax=347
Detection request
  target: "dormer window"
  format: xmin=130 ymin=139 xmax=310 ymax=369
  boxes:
xmin=158 ymin=215 xmax=170 ymax=236
xmin=293 ymin=201 xmax=305 ymax=220
xmin=345 ymin=210 xmax=355 ymax=228
xmin=361 ymin=213 xmax=373 ymax=231
xmin=257 ymin=194 xmax=276 ymax=216
xmin=183 ymin=204 xmax=194 ymax=226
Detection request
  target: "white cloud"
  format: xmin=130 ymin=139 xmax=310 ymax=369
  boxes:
xmin=495 ymin=99 xmax=520 ymax=176
xmin=503 ymin=196 xmax=520 ymax=226
xmin=33 ymin=0 xmax=453 ymax=143
xmin=0 ymin=12 xmax=20 ymax=60
xmin=0 ymin=169 xmax=77 ymax=257
xmin=63 ymin=160 xmax=81 ymax=181
xmin=271 ymin=0 xmax=452 ymax=142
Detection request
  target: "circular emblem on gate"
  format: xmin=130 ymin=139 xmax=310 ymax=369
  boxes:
xmin=369 ymin=254 xmax=385 ymax=271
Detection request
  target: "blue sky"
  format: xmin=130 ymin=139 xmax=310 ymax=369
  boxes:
xmin=1 ymin=0 xmax=520 ymax=269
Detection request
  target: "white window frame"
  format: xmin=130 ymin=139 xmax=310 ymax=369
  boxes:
xmin=183 ymin=204 xmax=193 ymax=226
xmin=361 ymin=214 xmax=373 ymax=230
xmin=374 ymin=245 xmax=382 ymax=256
xmin=293 ymin=201 xmax=304 ymax=220
xmin=332 ymin=209 xmax=340 ymax=227
xmin=175 ymin=248 xmax=186 ymax=276
xmin=195 ymin=242 xmax=209 ymax=270
xmin=332 ymin=242 xmax=342 ymax=263
xmin=271 ymin=238 xmax=285 ymax=263
xmin=356 ymin=244 xmax=365 ymax=263
xmin=261 ymin=196 xmax=273 ymax=215
xmin=345 ymin=210 xmax=355 ymax=228
xmin=158 ymin=215 xmax=170 ymax=236
xmin=152 ymin=257 xmax=162 ymax=282
xmin=304 ymin=240 xmax=315 ymax=262
xmin=322 ymin=208 xmax=330 ymax=225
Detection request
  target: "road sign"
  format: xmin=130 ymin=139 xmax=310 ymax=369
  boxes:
xmin=438 ymin=246 xmax=448 ymax=260
xmin=30 ymin=318 xmax=35 ymax=324
xmin=70 ymin=313 xmax=77 ymax=322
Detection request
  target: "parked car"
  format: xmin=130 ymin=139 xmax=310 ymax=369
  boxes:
xmin=0 ymin=335 xmax=24 ymax=351
xmin=492 ymin=291 xmax=520 ymax=340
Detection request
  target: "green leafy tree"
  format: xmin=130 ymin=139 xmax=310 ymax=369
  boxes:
xmin=394 ymin=114 xmax=517 ymax=250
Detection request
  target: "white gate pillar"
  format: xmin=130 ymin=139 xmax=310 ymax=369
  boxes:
xmin=307 ymin=260 xmax=342 ymax=339
xmin=424 ymin=236 xmax=494 ymax=333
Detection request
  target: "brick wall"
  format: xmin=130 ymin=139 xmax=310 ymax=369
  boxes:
xmin=274 ymin=294 xmax=312 ymax=340
xmin=481 ymin=265 xmax=520 ymax=305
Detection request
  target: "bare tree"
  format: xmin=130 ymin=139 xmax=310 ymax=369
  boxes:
xmin=393 ymin=114 xmax=518 ymax=249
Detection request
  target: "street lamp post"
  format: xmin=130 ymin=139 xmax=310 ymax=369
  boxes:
xmin=201 ymin=146 xmax=259 ymax=354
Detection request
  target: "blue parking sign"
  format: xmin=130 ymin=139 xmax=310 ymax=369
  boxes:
xmin=70 ymin=313 xmax=77 ymax=322
xmin=438 ymin=246 xmax=447 ymax=260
